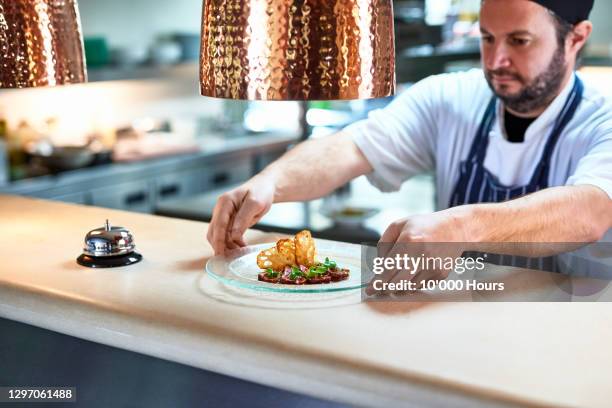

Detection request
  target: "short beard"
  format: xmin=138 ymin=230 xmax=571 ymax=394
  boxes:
xmin=485 ymin=46 xmax=568 ymax=114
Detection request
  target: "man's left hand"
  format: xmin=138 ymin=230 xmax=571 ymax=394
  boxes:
xmin=368 ymin=209 xmax=473 ymax=295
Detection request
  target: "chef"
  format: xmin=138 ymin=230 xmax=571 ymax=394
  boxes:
xmin=208 ymin=0 xmax=612 ymax=272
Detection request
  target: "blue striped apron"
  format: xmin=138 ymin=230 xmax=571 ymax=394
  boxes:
xmin=449 ymin=76 xmax=584 ymax=271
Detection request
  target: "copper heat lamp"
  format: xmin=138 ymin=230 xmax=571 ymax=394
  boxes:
xmin=0 ymin=0 xmax=87 ymax=88
xmin=200 ymin=0 xmax=396 ymax=101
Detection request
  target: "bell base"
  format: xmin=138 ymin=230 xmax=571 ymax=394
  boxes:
xmin=76 ymin=252 xmax=142 ymax=268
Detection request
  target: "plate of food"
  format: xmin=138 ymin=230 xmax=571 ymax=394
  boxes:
xmin=206 ymin=230 xmax=364 ymax=293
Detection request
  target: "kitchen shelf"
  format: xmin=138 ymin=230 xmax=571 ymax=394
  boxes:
xmin=0 ymin=132 xmax=297 ymax=213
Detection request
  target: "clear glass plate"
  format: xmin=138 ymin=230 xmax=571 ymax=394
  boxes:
xmin=206 ymin=240 xmax=364 ymax=293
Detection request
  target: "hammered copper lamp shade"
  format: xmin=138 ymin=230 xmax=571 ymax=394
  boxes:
xmin=0 ymin=0 xmax=87 ymax=88
xmin=200 ymin=0 xmax=395 ymax=100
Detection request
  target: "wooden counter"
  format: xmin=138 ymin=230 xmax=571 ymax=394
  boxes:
xmin=1 ymin=195 xmax=611 ymax=408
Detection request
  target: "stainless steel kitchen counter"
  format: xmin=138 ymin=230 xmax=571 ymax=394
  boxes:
xmin=0 ymin=131 xmax=296 ymax=196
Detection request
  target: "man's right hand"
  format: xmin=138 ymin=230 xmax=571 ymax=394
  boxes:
xmin=207 ymin=175 xmax=276 ymax=255
xmin=206 ymin=132 xmax=372 ymax=255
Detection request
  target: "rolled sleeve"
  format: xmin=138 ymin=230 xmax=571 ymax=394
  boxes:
xmin=566 ymin=133 xmax=612 ymax=199
xmin=343 ymin=76 xmax=440 ymax=192
xmin=347 ymin=118 xmax=406 ymax=192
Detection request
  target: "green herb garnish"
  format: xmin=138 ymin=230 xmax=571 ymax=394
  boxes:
xmin=265 ymin=268 xmax=279 ymax=278
xmin=290 ymin=266 xmax=304 ymax=280
xmin=306 ymin=264 xmax=329 ymax=278
xmin=323 ymin=257 xmax=337 ymax=269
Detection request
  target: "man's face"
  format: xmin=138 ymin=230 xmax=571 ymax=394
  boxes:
xmin=480 ymin=0 xmax=570 ymax=114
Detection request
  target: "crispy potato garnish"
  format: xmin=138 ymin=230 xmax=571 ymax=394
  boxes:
xmin=257 ymin=230 xmax=317 ymax=271
xmin=256 ymin=247 xmax=287 ymax=271
xmin=276 ymin=238 xmax=297 ymax=265
xmin=295 ymin=230 xmax=316 ymax=267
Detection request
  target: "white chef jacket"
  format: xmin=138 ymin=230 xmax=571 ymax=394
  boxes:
xmin=345 ymin=69 xmax=612 ymax=210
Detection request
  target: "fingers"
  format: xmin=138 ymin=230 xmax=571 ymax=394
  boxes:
xmin=207 ymin=185 xmax=272 ymax=255
xmin=229 ymin=191 xmax=270 ymax=244
xmin=225 ymin=210 xmax=247 ymax=249
xmin=380 ymin=220 xmax=403 ymax=245
xmin=367 ymin=228 xmax=441 ymax=297
xmin=378 ymin=220 xmax=404 ymax=258
xmin=366 ymin=221 xmax=405 ymax=296
xmin=366 ymin=241 xmax=405 ymax=296
xmin=232 ymin=235 xmax=247 ymax=247
xmin=208 ymin=192 xmax=240 ymax=255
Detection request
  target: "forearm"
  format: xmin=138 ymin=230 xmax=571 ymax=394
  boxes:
xmin=463 ymin=185 xmax=612 ymax=245
xmin=257 ymin=131 xmax=372 ymax=203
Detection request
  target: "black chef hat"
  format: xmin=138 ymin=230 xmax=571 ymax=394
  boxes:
xmin=529 ymin=0 xmax=594 ymax=24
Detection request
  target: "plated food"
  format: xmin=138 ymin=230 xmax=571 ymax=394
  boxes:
xmin=256 ymin=230 xmax=350 ymax=285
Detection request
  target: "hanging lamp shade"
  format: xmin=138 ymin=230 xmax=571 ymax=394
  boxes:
xmin=0 ymin=0 xmax=87 ymax=88
xmin=199 ymin=0 xmax=395 ymax=101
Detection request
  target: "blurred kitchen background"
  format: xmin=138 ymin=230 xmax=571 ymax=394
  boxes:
xmin=1 ymin=0 xmax=611 ymax=243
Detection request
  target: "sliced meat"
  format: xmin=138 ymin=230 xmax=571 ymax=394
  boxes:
xmin=258 ymin=271 xmax=280 ymax=283
xmin=260 ymin=265 xmax=348 ymax=285
xmin=278 ymin=266 xmax=306 ymax=285
xmin=329 ymin=267 xmax=350 ymax=282
xmin=280 ymin=275 xmax=307 ymax=285
xmin=306 ymin=273 xmax=332 ymax=284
